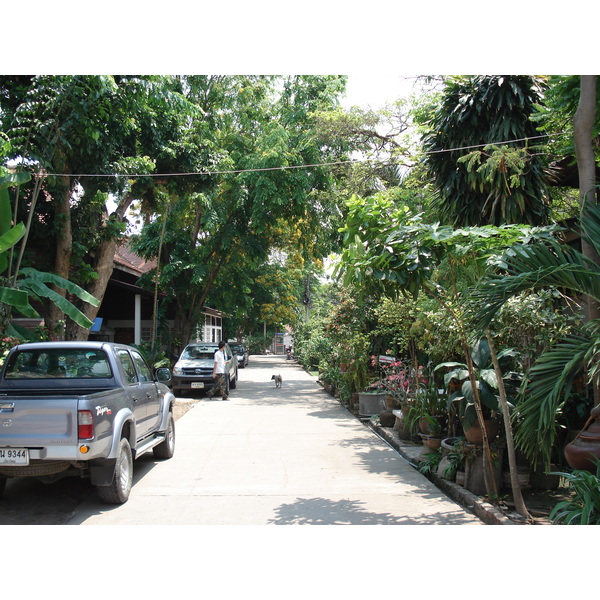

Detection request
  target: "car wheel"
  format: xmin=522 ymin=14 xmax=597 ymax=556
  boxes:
xmin=96 ymin=437 xmax=133 ymax=504
xmin=153 ymin=412 xmax=175 ymax=459
xmin=229 ymin=370 xmax=237 ymax=389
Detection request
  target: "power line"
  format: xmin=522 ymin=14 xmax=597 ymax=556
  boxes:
xmin=23 ymin=133 xmax=565 ymax=179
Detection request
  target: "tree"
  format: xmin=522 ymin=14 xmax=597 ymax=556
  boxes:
xmin=132 ymin=75 xmax=349 ymax=356
xmin=574 ymin=76 xmax=600 ymax=319
xmin=471 ymin=201 xmax=600 ymax=470
xmin=0 ymin=138 xmax=99 ymax=335
xmin=1 ymin=75 xmax=198 ymax=339
xmin=334 ymin=190 xmax=552 ymax=513
xmin=420 ymin=76 xmax=550 ymax=227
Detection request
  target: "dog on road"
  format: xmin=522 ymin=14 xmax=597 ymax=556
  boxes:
xmin=271 ymin=374 xmax=282 ymax=388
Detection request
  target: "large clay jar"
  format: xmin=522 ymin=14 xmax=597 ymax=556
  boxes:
xmin=564 ymin=405 xmax=600 ymax=472
xmin=463 ymin=419 xmax=499 ymax=445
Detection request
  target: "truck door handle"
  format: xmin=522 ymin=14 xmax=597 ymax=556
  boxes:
xmin=0 ymin=402 xmax=15 ymax=412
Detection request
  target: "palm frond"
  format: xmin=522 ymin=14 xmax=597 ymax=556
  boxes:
xmin=513 ymin=331 xmax=592 ymax=469
xmin=471 ymin=239 xmax=600 ymax=331
xmin=581 ymin=199 xmax=600 ymax=258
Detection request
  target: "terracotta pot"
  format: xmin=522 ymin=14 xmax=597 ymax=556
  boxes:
xmin=463 ymin=419 xmax=499 ymax=445
xmin=385 ymin=395 xmax=397 ymax=410
xmin=379 ymin=409 xmax=396 ymax=428
xmin=563 ymin=405 xmax=600 ymax=472
xmin=392 ymin=410 xmax=412 ymax=440
xmin=420 ymin=434 xmax=442 ymax=450
xmin=564 ymin=420 xmax=600 ymax=472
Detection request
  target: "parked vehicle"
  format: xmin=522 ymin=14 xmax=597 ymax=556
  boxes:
xmin=230 ymin=343 xmax=249 ymax=368
xmin=172 ymin=342 xmax=238 ymax=396
xmin=0 ymin=341 xmax=175 ymax=504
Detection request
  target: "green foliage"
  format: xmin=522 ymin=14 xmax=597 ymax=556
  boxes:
xmin=0 ymin=149 xmax=99 ymax=332
xmin=418 ymin=447 xmax=442 ymax=475
xmin=549 ymin=459 xmax=600 ymax=525
xmin=420 ymin=75 xmax=550 ymax=226
xmin=435 ymin=337 xmax=507 ymax=431
xmin=244 ymin=334 xmax=272 ymax=356
xmin=471 ymin=201 xmax=600 ymax=469
xmin=534 ymin=75 xmax=600 ymax=165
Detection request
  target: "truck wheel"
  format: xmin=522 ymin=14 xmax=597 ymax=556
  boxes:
xmin=96 ymin=437 xmax=133 ymax=504
xmin=0 ymin=477 xmax=6 ymax=499
xmin=153 ymin=412 xmax=175 ymax=459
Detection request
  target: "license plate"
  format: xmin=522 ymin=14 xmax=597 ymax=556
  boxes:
xmin=191 ymin=382 xmax=205 ymax=389
xmin=0 ymin=448 xmax=29 ymax=465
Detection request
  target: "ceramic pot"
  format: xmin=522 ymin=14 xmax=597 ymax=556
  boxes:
xmin=564 ymin=420 xmax=600 ymax=472
xmin=392 ymin=410 xmax=412 ymax=440
xmin=420 ymin=434 xmax=442 ymax=450
xmin=385 ymin=395 xmax=397 ymax=410
xmin=379 ymin=409 xmax=396 ymax=428
xmin=463 ymin=419 xmax=499 ymax=445
xmin=358 ymin=392 xmax=386 ymax=417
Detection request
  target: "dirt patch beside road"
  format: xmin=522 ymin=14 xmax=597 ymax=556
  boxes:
xmin=173 ymin=398 xmax=199 ymax=420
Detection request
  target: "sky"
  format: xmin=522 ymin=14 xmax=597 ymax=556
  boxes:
xmin=342 ymin=74 xmax=422 ymax=109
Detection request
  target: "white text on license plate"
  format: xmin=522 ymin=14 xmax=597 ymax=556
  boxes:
xmin=0 ymin=448 xmax=29 ymax=465
xmin=191 ymin=382 xmax=205 ymax=389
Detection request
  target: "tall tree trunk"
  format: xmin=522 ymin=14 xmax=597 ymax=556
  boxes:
xmin=65 ymin=195 xmax=135 ymax=341
xmin=574 ymin=75 xmax=600 ymax=405
xmin=487 ymin=329 xmax=532 ymax=520
xmin=46 ymin=176 xmax=72 ymax=340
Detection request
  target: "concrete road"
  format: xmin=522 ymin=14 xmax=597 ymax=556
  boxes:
xmin=67 ymin=355 xmax=482 ymax=525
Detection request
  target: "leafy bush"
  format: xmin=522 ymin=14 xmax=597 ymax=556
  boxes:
xmin=549 ymin=459 xmax=600 ymax=525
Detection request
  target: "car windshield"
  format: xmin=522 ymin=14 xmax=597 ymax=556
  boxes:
xmin=230 ymin=345 xmax=242 ymax=353
xmin=181 ymin=346 xmax=216 ymax=360
xmin=3 ymin=349 xmax=112 ymax=379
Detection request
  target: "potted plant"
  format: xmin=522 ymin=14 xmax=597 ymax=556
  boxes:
xmin=403 ymin=366 xmax=448 ymax=441
xmin=358 ymin=379 xmax=388 ymax=417
xmin=437 ymin=437 xmax=466 ymax=482
xmin=435 ymin=338 xmax=517 ymax=444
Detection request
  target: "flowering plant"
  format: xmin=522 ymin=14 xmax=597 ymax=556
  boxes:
xmin=0 ymin=335 xmax=22 ymax=366
xmin=364 ymin=379 xmax=387 ymax=393
xmin=369 ymin=354 xmax=419 ymax=406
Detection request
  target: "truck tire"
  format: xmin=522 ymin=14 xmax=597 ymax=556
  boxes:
xmin=0 ymin=477 xmax=6 ymax=499
xmin=96 ymin=437 xmax=133 ymax=504
xmin=153 ymin=412 xmax=175 ymax=459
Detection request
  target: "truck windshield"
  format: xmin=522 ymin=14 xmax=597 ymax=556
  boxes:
xmin=181 ymin=346 xmax=215 ymax=360
xmin=3 ymin=349 xmax=112 ymax=379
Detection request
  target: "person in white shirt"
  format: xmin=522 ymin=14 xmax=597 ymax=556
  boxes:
xmin=206 ymin=341 xmax=229 ymax=400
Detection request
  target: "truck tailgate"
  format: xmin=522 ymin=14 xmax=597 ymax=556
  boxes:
xmin=0 ymin=397 xmax=79 ymax=447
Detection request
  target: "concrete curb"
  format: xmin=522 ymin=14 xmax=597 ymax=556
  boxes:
xmin=367 ymin=421 xmax=515 ymax=525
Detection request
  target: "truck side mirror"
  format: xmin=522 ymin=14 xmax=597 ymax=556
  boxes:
xmin=155 ymin=367 xmax=172 ymax=383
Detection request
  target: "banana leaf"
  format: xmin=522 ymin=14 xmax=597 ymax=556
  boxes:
xmin=19 ymin=273 xmax=98 ymax=329
xmin=19 ymin=268 xmax=99 ymax=306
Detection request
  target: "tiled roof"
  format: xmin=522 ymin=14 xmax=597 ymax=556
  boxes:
xmin=114 ymin=244 xmax=156 ymax=275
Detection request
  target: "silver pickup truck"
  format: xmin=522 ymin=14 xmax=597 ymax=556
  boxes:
xmin=0 ymin=341 xmax=175 ymax=504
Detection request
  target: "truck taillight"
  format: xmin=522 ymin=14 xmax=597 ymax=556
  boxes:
xmin=78 ymin=410 xmax=94 ymax=440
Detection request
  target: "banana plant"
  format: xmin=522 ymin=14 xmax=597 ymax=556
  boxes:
xmin=0 ymin=170 xmax=99 ymax=336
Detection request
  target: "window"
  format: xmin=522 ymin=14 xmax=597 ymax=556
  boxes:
xmin=3 ymin=349 xmax=112 ymax=379
xmin=130 ymin=349 xmax=152 ymax=383
xmin=116 ymin=349 xmax=138 ymax=384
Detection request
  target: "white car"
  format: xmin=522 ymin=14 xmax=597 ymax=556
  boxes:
xmin=171 ymin=342 xmax=238 ymax=396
